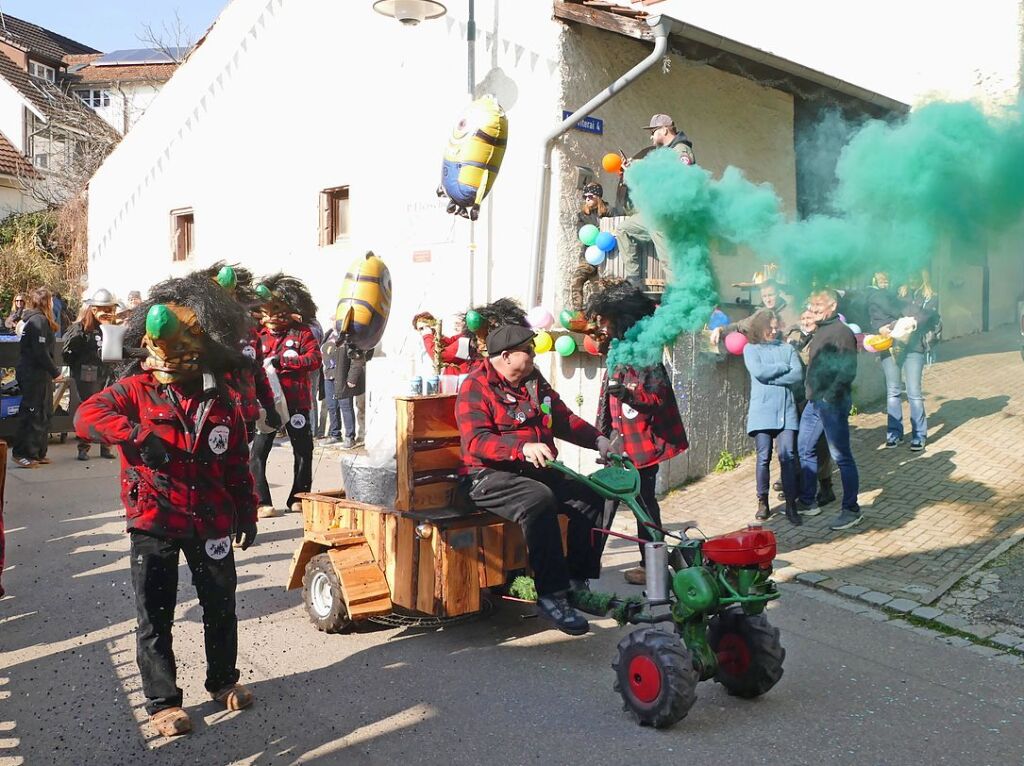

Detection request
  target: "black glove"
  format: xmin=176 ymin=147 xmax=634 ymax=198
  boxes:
xmin=606 ymin=379 xmax=632 ymax=402
xmin=139 ymin=432 xmax=169 ymax=469
xmin=235 ymin=521 xmax=258 ymax=551
xmin=263 ymin=406 xmax=282 ymax=431
xmin=596 ymin=435 xmax=612 ymax=461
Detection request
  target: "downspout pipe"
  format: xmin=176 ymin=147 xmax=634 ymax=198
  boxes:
xmin=526 ymin=14 xmax=673 ymax=307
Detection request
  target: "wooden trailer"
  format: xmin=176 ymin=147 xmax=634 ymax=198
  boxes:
xmin=286 ymin=393 xmax=553 ymax=631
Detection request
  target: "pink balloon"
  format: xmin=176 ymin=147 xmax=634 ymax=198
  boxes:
xmin=724 ymin=331 xmax=748 ymax=355
xmin=526 ymin=306 xmax=554 ymax=330
xmin=838 ymin=313 xmax=847 ymax=323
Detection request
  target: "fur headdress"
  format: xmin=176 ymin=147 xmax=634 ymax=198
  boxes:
xmin=584 ymin=278 xmax=656 ymax=340
xmin=117 ymin=271 xmax=250 ymax=379
xmin=254 ymin=272 xmax=318 ymax=323
xmin=462 ymin=297 xmax=529 ymax=337
xmin=201 ymin=260 xmax=261 ymax=306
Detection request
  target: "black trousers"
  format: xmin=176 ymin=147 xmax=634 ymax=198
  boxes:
xmin=129 ymin=531 xmax=240 ymax=715
xmin=465 ymin=468 xmax=604 ymax=596
xmin=12 ymin=370 xmax=52 ymax=461
xmin=249 ymin=408 xmax=313 ymax=507
xmin=635 ymin=465 xmax=664 ymax=563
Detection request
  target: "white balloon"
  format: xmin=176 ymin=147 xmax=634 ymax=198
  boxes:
xmin=846 ymin=323 xmax=861 ymax=334
xmin=585 ymin=245 xmax=606 ymax=266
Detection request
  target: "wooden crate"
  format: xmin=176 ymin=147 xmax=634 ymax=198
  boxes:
xmin=395 ymin=394 xmax=461 ymax=512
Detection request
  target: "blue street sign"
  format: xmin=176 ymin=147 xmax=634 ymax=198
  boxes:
xmin=563 ymin=111 xmax=604 ymax=135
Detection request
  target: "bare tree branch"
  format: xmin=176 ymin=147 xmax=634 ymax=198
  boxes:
xmin=137 ymin=10 xmax=195 ymax=63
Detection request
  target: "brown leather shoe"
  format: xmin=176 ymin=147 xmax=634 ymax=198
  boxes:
xmin=623 ymin=566 xmax=646 ymax=586
xmin=150 ymin=706 xmax=192 ymax=737
xmin=211 ymin=682 xmax=254 ymax=711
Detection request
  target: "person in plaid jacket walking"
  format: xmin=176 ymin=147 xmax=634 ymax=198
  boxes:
xmin=455 ymin=324 xmax=612 ymax=636
xmin=586 ymin=280 xmax=688 ymax=585
xmin=249 ymin=274 xmax=322 ymax=516
xmin=74 ymin=273 xmax=258 ymax=738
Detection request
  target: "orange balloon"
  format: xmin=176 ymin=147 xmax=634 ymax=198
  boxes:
xmin=601 ymin=152 xmax=623 ymax=174
xmin=583 ymin=335 xmax=601 ymax=355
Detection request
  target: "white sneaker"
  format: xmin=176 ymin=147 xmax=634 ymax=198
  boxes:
xmin=257 ymin=504 xmax=281 ymax=518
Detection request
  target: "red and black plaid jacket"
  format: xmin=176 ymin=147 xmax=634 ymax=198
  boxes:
xmin=421 ymin=331 xmax=477 ymax=375
xmin=74 ymin=373 xmax=257 ymax=540
xmin=226 ymin=326 xmax=276 ymax=422
xmin=258 ymin=324 xmax=322 ymax=413
xmin=597 ymin=364 xmax=688 ymax=469
xmin=455 ymin=361 xmax=602 ymax=472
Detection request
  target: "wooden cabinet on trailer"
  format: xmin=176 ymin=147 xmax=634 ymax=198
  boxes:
xmin=287 ymin=394 xmax=563 ymax=631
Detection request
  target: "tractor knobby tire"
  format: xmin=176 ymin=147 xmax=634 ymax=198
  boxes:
xmin=302 ymin=553 xmax=351 ymax=633
xmin=612 ymin=628 xmax=698 ymax=728
xmin=708 ymin=607 xmax=785 ymax=698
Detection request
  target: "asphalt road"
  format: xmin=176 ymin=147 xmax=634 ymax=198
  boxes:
xmin=2 ymin=444 xmax=1022 ymax=765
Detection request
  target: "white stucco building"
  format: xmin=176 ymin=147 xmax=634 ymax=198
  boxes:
xmin=85 ymin=0 xmax=1022 ymax=480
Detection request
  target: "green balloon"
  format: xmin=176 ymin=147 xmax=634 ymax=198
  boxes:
xmin=216 ymin=265 xmax=237 ymax=290
xmin=559 ymin=309 xmax=576 ymax=330
xmin=578 ymin=224 xmax=599 ymax=247
xmin=554 ymin=335 xmax=576 ymax=356
xmin=465 ymin=310 xmax=483 ymax=332
xmin=146 ymin=304 xmax=179 ymax=340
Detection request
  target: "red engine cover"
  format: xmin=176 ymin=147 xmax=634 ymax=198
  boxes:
xmin=702 ymin=526 xmax=777 ymax=567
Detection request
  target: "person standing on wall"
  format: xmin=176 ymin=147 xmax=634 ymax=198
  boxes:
xmin=798 ymin=289 xmax=862 ymax=531
xmin=249 ymin=274 xmax=322 ymax=516
xmin=63 ymin=288 xmax=120 ymax=460
xmin=10 ymin=288 xmax=60 ymax=469
xmin=585 ymin=279 xmax=688 ymax=585
xmin=614 ymin=114 xmax=695 ymax=289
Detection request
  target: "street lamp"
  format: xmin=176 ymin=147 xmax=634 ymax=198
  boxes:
xmin=372 ymin=0 xmax=447 ymax=26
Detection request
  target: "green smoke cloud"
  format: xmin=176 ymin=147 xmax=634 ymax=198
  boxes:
xmin=608 ymin=99 xmax=1024 ymax=370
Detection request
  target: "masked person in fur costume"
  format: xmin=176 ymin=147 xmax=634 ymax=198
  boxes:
xmin=250 ymin=273 xmax=322 ymax=516
xmin=586 ymin=280 xmax=688 ymax=585
xmin=203 ymin=262 xmax=281 ymax=441
xmin=74 ymin=274 xmax=258 ymax=737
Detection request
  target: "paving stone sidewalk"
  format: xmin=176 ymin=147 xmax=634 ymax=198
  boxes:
xmin=658 ymin=327 xmax=1024 ymax=613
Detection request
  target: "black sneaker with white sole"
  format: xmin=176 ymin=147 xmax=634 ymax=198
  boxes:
xmin=795 ymin=500 xmax=822 ymax=517
xmin=885 ymin=434 xmax=902 ymax=448
xmin=829 ymin=508 xmax=863 ymax=531
xmin=536 ymin=592 xmax=590 ymax=635
xmin=909 ymin=439 xmax=925 ymax=452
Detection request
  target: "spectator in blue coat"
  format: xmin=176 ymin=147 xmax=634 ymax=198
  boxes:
xmin=742 ymin=309 xmax=803 ymax=526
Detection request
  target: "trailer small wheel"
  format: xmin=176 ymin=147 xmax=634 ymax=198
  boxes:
xmin=708 ymin=607 xmax=785 ymax=698
xmin=612 ymin=628 xmax=698 ymax=728
xmin=302 ymin=553 xmax=350 ymax=633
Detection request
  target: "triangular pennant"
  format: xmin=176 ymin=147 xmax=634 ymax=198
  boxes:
xmin=529 ymin=52 xmax=539 ymax=69
xmin=445 ymin=16 xmax=455 ymax=32
xmin=458 ymin=21 xmax=467 ymax=38
xmin=502 ymin=38 xmax=510 ymax=53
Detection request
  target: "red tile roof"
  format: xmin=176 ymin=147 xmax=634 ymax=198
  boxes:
xmin=0 ymin=130 xmax=39 ymax=179
xmin=70 ymin=60 xmax=178 ymax=85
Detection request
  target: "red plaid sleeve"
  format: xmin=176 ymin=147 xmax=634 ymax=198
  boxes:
xmin=74 ymin=379 xmax=150 ymax=446
xmin=224 ymin=399 xmax=257 ymax=525
xmin=455 ymin=368 xmax=528 ymax=466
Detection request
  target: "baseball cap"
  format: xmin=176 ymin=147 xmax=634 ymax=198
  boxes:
xmin=486 ymin=324 xmax=536 ymax=356
xmin=643 ymin=114 xmax=674 ymax=131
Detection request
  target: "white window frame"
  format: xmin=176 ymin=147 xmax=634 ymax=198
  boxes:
xmin=28 ymin=61 xmax=56 ymax=83
xmin=75 ymin=89 xmax=110 ymax=108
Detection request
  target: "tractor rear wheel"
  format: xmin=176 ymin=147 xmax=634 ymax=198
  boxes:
xmin=302 ymin=553 xmax=351 ymax=633
xmin=612 ymin=628 xmax=698 ymax=728
xmin=708 ymin=607 xmax=785 ymax=698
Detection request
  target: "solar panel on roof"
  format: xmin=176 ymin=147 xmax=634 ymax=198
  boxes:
xmin=92 ymin=47 xmax=185 ymax=66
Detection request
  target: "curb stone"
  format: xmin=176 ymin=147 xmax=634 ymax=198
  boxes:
xmin=777 ymin=566 xmax=1024 ymax=661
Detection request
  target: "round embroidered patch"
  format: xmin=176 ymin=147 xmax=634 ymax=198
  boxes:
xmin=242 ymin=345 xmax=257 ymax=360
xmin=204 ymin=536 xmax=232 ymax=560
xmin=285 ymin=339 xmax=295 ymax=347
xmin=290 ymin=413 xmax=307 ymax=429
xmin=283 ymin=349 xmax=299 ymax=359
xmin=208 ymin=425 xmax=230 ymax=454
xmin=621 ymin=402 xmax=639 ymax=420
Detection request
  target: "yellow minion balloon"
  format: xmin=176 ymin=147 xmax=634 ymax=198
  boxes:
xmin=436 ymin=95 xmax=508 ymax=221
xmin=335 ymin=251 xmax=392 ymax=351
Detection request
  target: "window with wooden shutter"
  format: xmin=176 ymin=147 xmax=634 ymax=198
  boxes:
xmin=318 ymin=186 xmax=350 ymax=246
xmin=170 ymin=208 xmax=195 ymax=262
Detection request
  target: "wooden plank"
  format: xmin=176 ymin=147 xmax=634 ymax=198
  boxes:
xmin=328 ymin=540 xmax=375 ymax=569
xmin=285 ymin=540 xmax=326 ymax=591
xmin=504 ymin=522 xmax=529 ymax=570
xmin=553 ymin=1 xmax=652 ymax=41
xmin=411 ymin=445 xmax=462 ymax=472
xmin=478 ymin=523 xmax=505 ymax=588
xmin=443 ymin=528 xmax=481 ymax=616
xmin=363 ymin=510 xmax=383 ymax=567
xmin=322 ymin=529 xmax=365 ymax=545
xmin=396 ymin=398 xmax=415 ymax=511
xmin=327 ymin=546 xmax=392 ymax=618
xmin=412 ymin=482 xmax=456 ymax=510
xmin=415 ymin=535 xmax=437 ymax=614
xmin=405 ymin=395 xmax=459 ymax=439
xmin=392 ymin=517 xmax=417 ymax=608
xmin=348 ymin=595 xmax=392 ymax=619
xmin=383 ymin=514 xmax=398 ymax=586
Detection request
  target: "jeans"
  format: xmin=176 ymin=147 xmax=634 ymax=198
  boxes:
xmin=798 ymin=398 xmax=859 ymax=512
xmin=339 ymin=397 xmax=355 ymax=439
xmin=129 ymin=531 xmax=239 ymax=716
xmin=615 ymin=213 xmax=673 ymax=289
xmin=323 ymin=378 xmax=342 ymax=439
xmin=753 ymin=429 xmax=797 ymax=501
xmin=880 ymin=352 xmax=927 ymax=441
xmin=463 ymin=468 xmax=604 ymax=596
xmin=249 ymin=408 xmax=313 ymax=507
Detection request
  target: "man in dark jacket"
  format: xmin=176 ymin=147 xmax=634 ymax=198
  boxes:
xmin=11 ymin=288 xmax=60 ymax=467
xmin=455 ymin=324 xmax=611 ymax=635
xmin=74 ymin=275 xmax=258 ymax=737
xmin=330 ymin=331 xmax=371 ymax=448
xmin=798 ymin=289 xmax=861 ymax=530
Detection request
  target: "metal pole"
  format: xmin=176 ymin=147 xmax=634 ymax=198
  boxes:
xmin=467 ymin=0 xmax=477 ymax=305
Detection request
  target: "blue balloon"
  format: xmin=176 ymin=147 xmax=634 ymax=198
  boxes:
xmin=595 ymin=231 xmax=617 ymax=253
xmin=708 ymin=309 xmax=729 ymax=330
